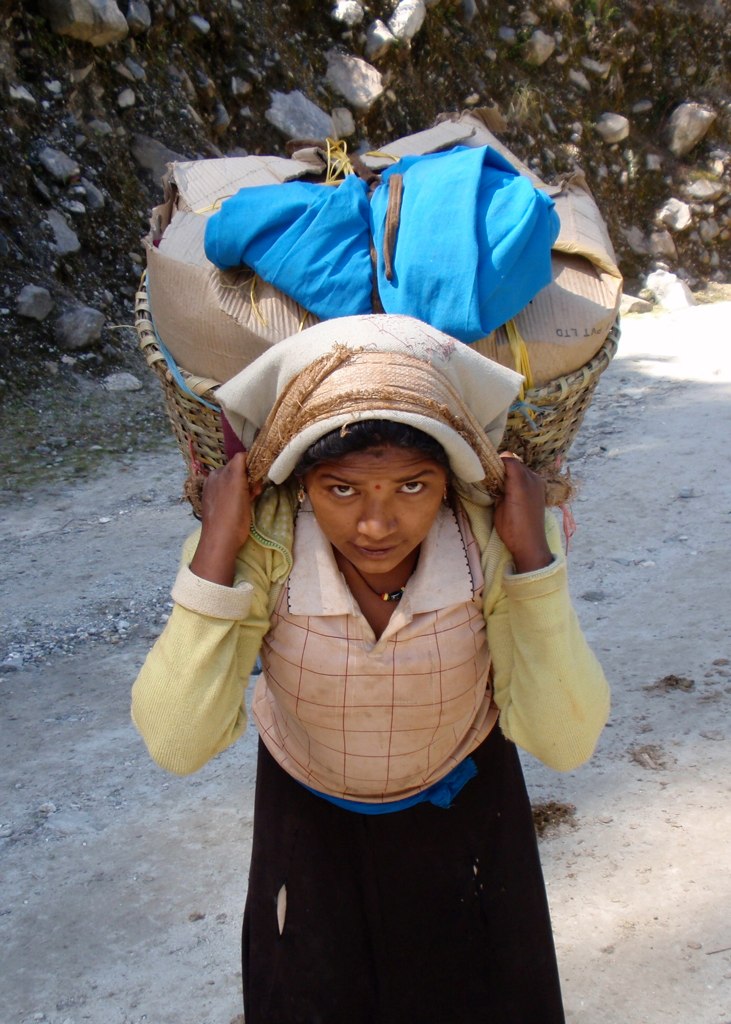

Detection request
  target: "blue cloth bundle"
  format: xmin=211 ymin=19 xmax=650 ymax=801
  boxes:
xmin=203 ymin=145 xmax=559 ymax=342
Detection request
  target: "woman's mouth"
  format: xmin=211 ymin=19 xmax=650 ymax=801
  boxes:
xmin=353 ymin=544 xmax=398 ymax=560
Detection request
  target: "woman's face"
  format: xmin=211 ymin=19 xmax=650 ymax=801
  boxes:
xmin=303 ymin=446 xmax=449 ymax=577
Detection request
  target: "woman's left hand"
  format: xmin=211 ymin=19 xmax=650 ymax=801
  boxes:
xmin=493 ymin=454 xmax=553 ymax=574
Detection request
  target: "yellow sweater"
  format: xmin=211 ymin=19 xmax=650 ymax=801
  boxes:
xmin=131 ymin=483 xmax=610 ymax=777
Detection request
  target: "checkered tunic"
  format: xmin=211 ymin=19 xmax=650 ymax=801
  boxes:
xmin=253 ymin=503 xmax=498 ymax=802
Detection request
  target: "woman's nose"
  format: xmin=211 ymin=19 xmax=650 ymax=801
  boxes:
xmin=357 ymin=498 xmax=396 ymax=539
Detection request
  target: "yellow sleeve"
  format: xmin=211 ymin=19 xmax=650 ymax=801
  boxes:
xmin=130 ymin=531 xmax=283 ymax=775
xmin=486 ymin=513 xmax=611 ymax=770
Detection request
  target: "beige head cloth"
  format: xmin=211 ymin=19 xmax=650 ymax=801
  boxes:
xmin=216 ymin=314 xmax=524 ymax=489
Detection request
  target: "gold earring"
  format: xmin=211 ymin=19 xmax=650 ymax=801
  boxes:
xmin=297 ymin=485 xmax=306 ymax=505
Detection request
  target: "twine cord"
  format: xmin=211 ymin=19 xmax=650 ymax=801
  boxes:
xmin=505 ymin=318 xmax=534 ymax=402
xmin=324 ymin=138 xmax=356 ymax=184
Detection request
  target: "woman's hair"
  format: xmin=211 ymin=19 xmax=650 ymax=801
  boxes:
xmin=292 ymin=420 xmax=450 ymax=478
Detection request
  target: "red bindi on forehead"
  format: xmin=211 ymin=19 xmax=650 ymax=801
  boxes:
xmin=374 ymin=484 xmax=382 ymax=490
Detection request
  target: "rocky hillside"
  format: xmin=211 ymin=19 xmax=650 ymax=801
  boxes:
xmin=1 ymin=0 xmax=729 ymax=384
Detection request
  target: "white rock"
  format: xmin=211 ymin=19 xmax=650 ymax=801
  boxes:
xmin=656 ymin=197 xmax=692 ymax=231
xmin=699 ymin=217 xmax=720 ymax=243
xmin=331 ymin=0 xmax=364 ymax=26
xmin=88 ymin=117 xmax=113 ymax=135
xmin=123 ymin=57 xmax=146 ymax=81
xmin=646 ymin=153 xmax=662 ymax=171
xmin=189 ymin=14 xmax=210 ymax=33
xmin=39 ymin=146 xmax=80 ymax=183
xmin=54 ymin=305 xmax=105 ymax=349
xmin=10 ymin=84 xmax=37 ymax=104
xmin=117 ymin=87 xmax=136 ymax=109
xmin=665 ymin=102 xmax=717 ymax=157
xmin=212 ymin=101 xmax=231 ymax=133
xmin=580 ymin=56 xmax=610 ymax=78
xmin=326 ymin=51 xmax=384 ymax=111
xmin=231 ymin=76 xmax=252 ymax=98
xmin=102 ymin=372 xmax=142 ymax=392
xmin=265 ymin=90 xmax=333 ymax=140
xmin=498 ymin=25 xmax=516 ymax=43
xmin=620 ymin=294 xmax=654 ymax=315
xmin=648 ymin=229 xmax=677 ymax=259
xmin=568 ymin=68 xmax=590 ymax=91
xmin=70 ymin=63 xmax=94 ymax=83
xmin=645 ymin=269 xmax=696 ymax=310
xmin=80 ymin=177 xmax=105 ymax=210
xmin=39 ymin=0 xmax=129 ymax=46
xmin=631 ymin=99 xmax=653 ymax=114
xmin=126 ymin=0 xmax=151 ymax=35
xmin=47 ymin=210 xmax=81 ymax=256
xmin=523 ymin=29 xmax=555 ymax=65
xmin=63 ymin=199 xmax=86 ymax=215
xmin=365 ymin=19 xmax=396 ymax=60
xmin=332 ymin=106 xmax=356 ymax=138
xmin=621 ymin=225 xmax=648 ymax=255
xmin=461 ymin=0 xmax=477 ymax=23
xmin=388 ymin=0 xmax=426 ymax=42
xmin=684 ymin=178 xmax=725 ymax=202
xmin=595 ymin=112 xmax=630 ymax=144
xmin=17 ymin=285 xmax=55 ymax=321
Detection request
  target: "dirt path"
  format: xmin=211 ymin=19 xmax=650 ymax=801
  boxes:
xmin=2 ymin=302 xmax=730 ymax=1024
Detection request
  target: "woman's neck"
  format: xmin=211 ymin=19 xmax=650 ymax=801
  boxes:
xmin=334 ymin=548 xmax=419 ymax=599
xmin=334 ymin=548 xmax=420 ymax=638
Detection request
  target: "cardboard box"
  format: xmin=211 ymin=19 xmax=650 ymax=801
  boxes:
xmin=144 ymin=113 xmax=622 ymax=388
xmin=145 ymin=155 xmax=321 ymax=383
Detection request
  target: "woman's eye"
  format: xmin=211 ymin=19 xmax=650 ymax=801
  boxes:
xmin=400 ymin=481 xmax=424 ymax=494
xmin=332 ymin=484 xmax=356 ymax=497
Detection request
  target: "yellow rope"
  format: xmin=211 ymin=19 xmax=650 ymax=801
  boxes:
xmin=324 ymin=138 xmax=356 ymax=184
xmin=193 ymin=194 xmax=232 ymax=215
xmin=505 ymin=318 xmax=534 ymax=399
xmin=250 ymin=275 xmax=267 ymax=327
xmin=364 ymin=149 xmax=399 ymax=164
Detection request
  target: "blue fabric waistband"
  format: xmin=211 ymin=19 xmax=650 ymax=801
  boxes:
xmin=299 ymin=757 xmax=478 ymax=814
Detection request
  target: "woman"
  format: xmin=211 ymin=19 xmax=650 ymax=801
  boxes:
xmin=132 ymin=313 xmax=609 ymax=1024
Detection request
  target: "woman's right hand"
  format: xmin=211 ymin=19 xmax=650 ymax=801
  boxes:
xmin=189 ymin=453 xmax=262 ymax=586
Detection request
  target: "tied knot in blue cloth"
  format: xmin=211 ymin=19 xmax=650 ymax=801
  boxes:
xmin=203 ymin=146 xmax=559 ymax=341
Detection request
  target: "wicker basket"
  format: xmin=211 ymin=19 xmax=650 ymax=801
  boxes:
xmin=136 ymin=277 xmax=226 ymax=480
xmin=135 ymin=274 xmax=619 ymax=503
xmin=502 ymin=321 xmax=619 ymax=472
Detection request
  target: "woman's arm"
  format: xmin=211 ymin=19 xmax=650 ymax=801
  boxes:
xmin=131 ymin=459 xmax=288 ymax=775
xmin=485 ymin=457 xmax=610 ymax=770
xmin=189 ymin=452 xmax=261 ymax=585
xmin=487 ymin=525 xmax=610 ymax=770
xmin=130 ymin=531 xmax=274 ymax=775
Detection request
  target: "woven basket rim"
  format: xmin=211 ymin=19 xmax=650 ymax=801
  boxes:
xmin=135 ymin=272 xmax=619 ymax=411
xmin=134 ymin=271 xmax=619 ymax=503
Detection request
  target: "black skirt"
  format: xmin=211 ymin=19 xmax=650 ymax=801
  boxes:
xmin=242 ymin=726 xmax=565 ymax=1024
